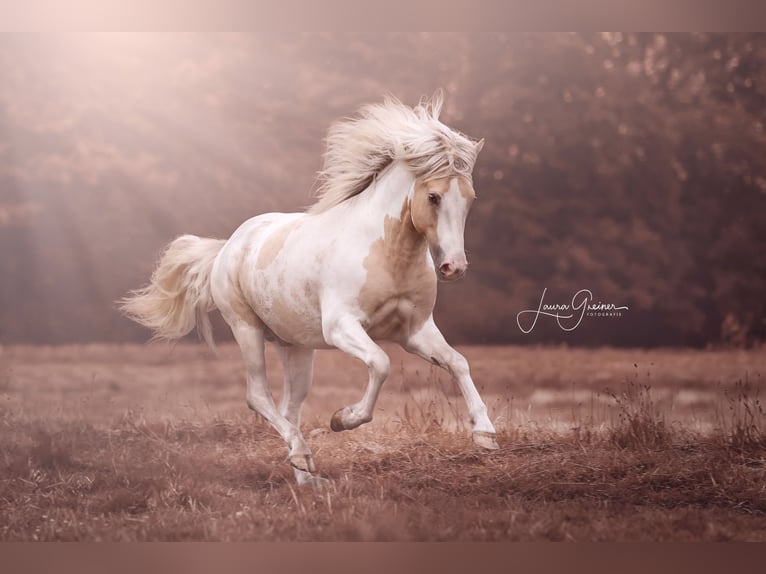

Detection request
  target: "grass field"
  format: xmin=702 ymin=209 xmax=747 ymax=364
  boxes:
xmin=1 ymin=342 xmax=765 ymax=541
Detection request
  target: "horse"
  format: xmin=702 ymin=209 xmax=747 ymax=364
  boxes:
xmin=120 ymin=91 xmax=498 ymax=486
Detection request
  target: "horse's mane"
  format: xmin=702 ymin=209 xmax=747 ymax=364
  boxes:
xmin=309 ymin=90 xmax=482 ymax=214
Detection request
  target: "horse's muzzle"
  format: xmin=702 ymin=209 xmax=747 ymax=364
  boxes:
xmin=439 ymin=261 xmax=467 ymax=281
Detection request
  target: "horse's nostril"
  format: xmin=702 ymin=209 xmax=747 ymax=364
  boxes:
xmin=440 ymin=263 xmax=453 ymax=276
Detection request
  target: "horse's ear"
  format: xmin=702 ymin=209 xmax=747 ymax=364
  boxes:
xmin=474 ymin=138 xmax=485 ymax=155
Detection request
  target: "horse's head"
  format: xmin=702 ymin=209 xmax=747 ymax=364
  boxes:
xmin=410 ymin=174 xmax=478 ymax=282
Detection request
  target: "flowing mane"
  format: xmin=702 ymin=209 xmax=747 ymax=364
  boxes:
xmin=309 ymin=91 xmax=482 ymax=213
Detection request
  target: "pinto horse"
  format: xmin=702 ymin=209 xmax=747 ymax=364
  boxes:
xmin=121 ymin=91 xmax=498 ymax=485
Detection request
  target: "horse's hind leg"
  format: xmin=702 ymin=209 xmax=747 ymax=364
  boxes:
xmin=275 ymin=345 xmax=327 ymax=485
xmin=228 ymin=320 xmax=322 ymax=485
xmin=276 ymin=345 xmax=315 ymax=426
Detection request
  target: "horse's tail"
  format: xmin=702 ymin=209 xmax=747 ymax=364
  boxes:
xmin=120 ymin=235 xmax=226 ymax=349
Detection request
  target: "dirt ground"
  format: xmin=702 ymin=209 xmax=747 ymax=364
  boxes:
xmin=1 ymin=342 xmax=764 ymax=541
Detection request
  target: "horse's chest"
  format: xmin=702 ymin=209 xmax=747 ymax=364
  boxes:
xmin=359 ymin=262 xmax=437 ymax=340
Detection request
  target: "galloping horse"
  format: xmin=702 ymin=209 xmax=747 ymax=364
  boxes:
xmin=121 ymin=91 xmax=498 ymax=485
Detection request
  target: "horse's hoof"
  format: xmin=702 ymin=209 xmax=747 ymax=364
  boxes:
xmin=473 ymin=431 xmax=500 ymax=450
xmin=289 ymin=453 xmax=316 ymax=473
xmin=330 ymin=409 xmax=347 ymax=432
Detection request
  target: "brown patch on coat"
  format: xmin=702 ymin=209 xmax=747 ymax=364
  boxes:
xmin=256 ymin=220 xmax=300 ymax=269
xmin=457 ymin=176 xmax=477 ymax=200
xmin=258 ymin=278 xmax=324 ymax=347
xmin=358 ymin=196 xmax=437 ymax=341
xmin=259 ymin=292 xmax=325 ymax=347
xmin=410 ymin=178 xmax=446 ymax=243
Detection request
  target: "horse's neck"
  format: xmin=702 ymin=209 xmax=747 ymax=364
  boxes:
xmin=320 ymin=161 xmax=427 ymax=268
xmin=360 ymin=162 xmax=428 ymax=272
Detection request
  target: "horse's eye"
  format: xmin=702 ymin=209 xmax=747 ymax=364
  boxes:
xmin=428 ymin=193 xmax=441 ymax=206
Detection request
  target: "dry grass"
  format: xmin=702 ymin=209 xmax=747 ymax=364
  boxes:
xmin=0 ymin=343 xmax=765 ymax=541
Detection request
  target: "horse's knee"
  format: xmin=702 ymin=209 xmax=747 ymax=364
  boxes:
xmin=445 ymin=351 xmax=469 ymax=379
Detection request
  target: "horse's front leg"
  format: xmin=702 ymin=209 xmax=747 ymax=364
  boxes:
xmin=403 ymin=317 xmax=499 ymax=449
xmin=323 ymin=315 xmax=390 ymax=431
